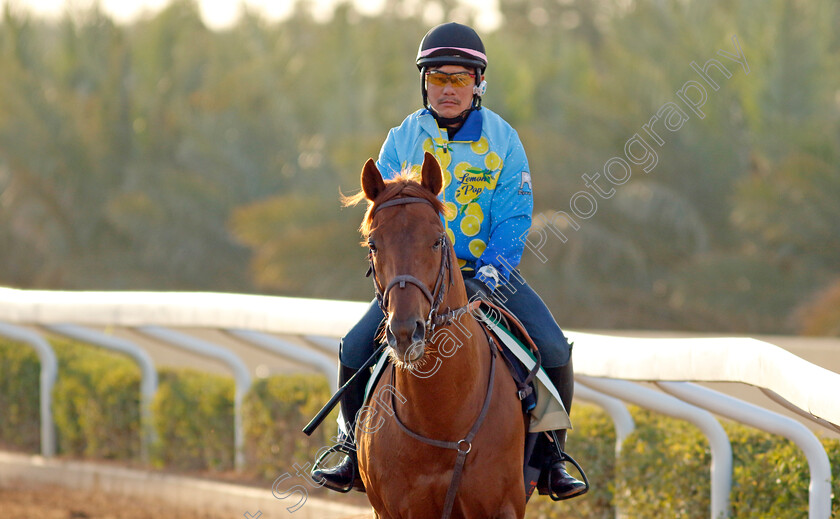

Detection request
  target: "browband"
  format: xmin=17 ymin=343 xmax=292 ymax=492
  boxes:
xmin=372 ymin=197 xmax=434 ymax=216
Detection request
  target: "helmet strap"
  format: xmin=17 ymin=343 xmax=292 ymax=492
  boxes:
xmin=431 ymin=107 xmax=472 ymax=129
xmin=420 ymin=67 xmax=430 ymax=109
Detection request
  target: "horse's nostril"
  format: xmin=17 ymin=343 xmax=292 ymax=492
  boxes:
xmin=412 ymin=319 xmax=426 ymax=343
xmin=385 ymin=326 xmax=397 ymax=348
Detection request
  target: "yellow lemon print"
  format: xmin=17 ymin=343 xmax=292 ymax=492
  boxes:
xmin=484 ymin=171 xmax=500 ymax=190
xmin=435 ymin=149 xmax=452 ymax=170
xmin=469 ymin=239 xmax=487 ymax=258
xmin=457 ymin=258 xmax=467 ymax=269
xmin=443 ymin=202 xmax=457 ymax=221
xmin=423 ymin=138 xmax=435 ymax=154
xmin=409 ymin=164 xmax=422 ymax=179
xmin=470 ymin=137 xmax=489 ymax=155
xmin=454 ymin=162 xmax=472 ymax=182
xmin=464 ymin=203 xmax=484 ymax=221
xmin=446 ymin=227 xmax=456 ymax=246
xmin=441 ymin=167 xmax=452 ymax=188
xmin=460 ymin=215 xmax=481 ymax=237
xmin=455 ymin=186 xmax=476 ymax=205
xmin=485 ymin=152 xmax=502 ymax=172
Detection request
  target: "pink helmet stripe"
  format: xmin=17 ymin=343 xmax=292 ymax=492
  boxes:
xmin=419 ymin=46 xmax=487 ymax=63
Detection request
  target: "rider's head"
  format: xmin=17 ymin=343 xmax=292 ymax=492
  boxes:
xmin=416 ymin=22 xmax=487 ymax=125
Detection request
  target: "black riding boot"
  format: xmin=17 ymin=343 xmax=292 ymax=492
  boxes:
xmin=540 ymin=360 xmax=587 ymax=500
xmin=311 ymin=363 xmax=368 ymax=492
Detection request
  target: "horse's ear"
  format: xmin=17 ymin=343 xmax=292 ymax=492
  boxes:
xmin=361 ymin=158 xmax=386 ymax=201
xmin=420 ymin=151 xmax=443 ymax=195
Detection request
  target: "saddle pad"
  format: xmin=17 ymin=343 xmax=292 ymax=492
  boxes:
xmin=475 ymin=308 xmax=572 ymax=432
xmin=362 ymin=310 xmax=572 ymax=433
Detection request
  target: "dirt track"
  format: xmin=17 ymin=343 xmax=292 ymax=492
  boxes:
xmin=0 ymin=482 xmax=231 ymax=519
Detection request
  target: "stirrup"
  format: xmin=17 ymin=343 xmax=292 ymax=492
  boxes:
xmin=546 ymin=430 xmax=589 ymax=501
xmin=546 ymin=450 xmax=590 ymax=501
xmin=311 ymin=442 xmax=358 ymax=493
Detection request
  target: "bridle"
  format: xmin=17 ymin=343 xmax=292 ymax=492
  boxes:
xmin=365 ymin=196 xmax=476 ymax=342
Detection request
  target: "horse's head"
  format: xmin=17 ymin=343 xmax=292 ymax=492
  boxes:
xmin=358 ymin=152 xmax=453 ymax=366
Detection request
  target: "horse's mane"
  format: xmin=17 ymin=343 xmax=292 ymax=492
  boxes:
xmin=342 ymin=170 xmax=448 ymax=238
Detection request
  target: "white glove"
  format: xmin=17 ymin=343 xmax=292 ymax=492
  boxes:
xmin=477 ymin=265 xmax=501 ymax=292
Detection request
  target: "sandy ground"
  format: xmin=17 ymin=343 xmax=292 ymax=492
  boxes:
xmin=0 ymin=482 xmax=232 ymax=519
xmin=0 ymin=482 xmax=375 ymax=519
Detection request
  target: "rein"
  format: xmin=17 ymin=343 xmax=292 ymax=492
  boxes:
xmin=365 ymin=196 xmax=474 ymax=340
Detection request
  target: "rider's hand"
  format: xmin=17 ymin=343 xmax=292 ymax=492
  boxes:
xmin=476 ymin=265 xmax=501 ymax=290
xmin=464 ymin=276 xmax=493 ymax=302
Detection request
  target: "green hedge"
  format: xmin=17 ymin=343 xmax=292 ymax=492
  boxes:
xmin=150 ymin=367 xmax=235 ymax=470
xmin=0 ymin=336 xmax=337 ymax=475
xmin=614 ymin=408 xmax=840 ymax=518
xmin=0 ymin=340 xmax=41 ymax=451
xmin=529 ymin=406 xmax=840 ymax=518
xmin=527 ymin=404 xmax=618 ymax=519
xmin=50 ymin=337 xmax=142 ymax=459
xmin=243 ymin=374 xmax=338 ymax=479
xmin=2 ymin=337 xmax=839 ymax=518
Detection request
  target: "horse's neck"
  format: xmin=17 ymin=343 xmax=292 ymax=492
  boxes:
xmin=392 ymin=279 xmax=490 ymax=434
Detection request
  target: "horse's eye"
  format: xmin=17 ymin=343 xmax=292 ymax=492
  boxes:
xmin=432 ymin=235 xmax=445 ymax=250
xmin=368 ymin=240 xmax=377 ymax=253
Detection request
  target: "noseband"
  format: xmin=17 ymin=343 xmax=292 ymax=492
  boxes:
xmin=366 ymin=196 xmax=474 ymax=341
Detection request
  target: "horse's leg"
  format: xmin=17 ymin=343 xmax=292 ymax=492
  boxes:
xmin=493 ymin=501 xmax=525 ymax=519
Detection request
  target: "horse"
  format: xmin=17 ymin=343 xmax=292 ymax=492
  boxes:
xmin=351 ymin=152 xmax=527 ymax=519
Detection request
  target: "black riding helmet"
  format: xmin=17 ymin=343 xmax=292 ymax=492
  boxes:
xmin=416 ymin=22 xmax=487 ymax=116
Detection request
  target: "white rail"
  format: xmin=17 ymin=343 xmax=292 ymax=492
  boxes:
xmin=0 ymin=288 xmax=838 ymax=518
xmin=45 ymin=324 xmax=158 ymax=462
xmin=580 ymin=376 xmax=732 ymax=519
xmin=566 ymin=330 xmax=840 ymax=428
xmin=658 ymin=381 xmax=832 ymax=519
xmin=0 ymin=322 xmax=57 ymax=457
xmin=137 ymin=325 xmax=252 ymax=470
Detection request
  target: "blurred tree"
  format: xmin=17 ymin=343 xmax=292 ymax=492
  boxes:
xmin=796 ymin=279 xmax=840 ymax=336
xmin=0 ymin=0 xmax=837 ymax=334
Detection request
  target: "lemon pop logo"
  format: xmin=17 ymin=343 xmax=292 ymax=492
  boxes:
xmin=453 ymin=162 xmax=501 ymax=205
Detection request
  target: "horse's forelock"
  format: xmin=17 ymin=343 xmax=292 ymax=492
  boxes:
xmin=360 ymin=173 xmax=445 ymax=237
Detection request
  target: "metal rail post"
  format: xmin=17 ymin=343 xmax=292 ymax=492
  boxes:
xmin=45 ymin=324 xmax=158 ymax=463
xmin=227 ymin=330 xmax=338 ymax=394
xmin=0 ymin=323 xmax=58 ymax=457
xmin=580 ymin=376 xmax=732 ymax=519
xmin=137 ymin=326 xmax=251 ymax=470
xmin=658 ymin=382 xmax=832 ymax=519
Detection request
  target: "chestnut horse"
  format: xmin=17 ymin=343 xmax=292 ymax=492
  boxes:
xmin=352 ymin=153 xmax=527 ymax=519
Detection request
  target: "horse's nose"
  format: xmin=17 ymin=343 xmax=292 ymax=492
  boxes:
xmin=411 ymin=319 xmax=426 ymax=344
xmin=386 ymin=318 xmax=426 ymax=351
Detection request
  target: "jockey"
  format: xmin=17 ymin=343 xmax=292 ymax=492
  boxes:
xmin=312 ymin=22 xmax=586 ymax=500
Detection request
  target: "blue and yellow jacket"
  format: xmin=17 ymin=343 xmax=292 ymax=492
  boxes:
xmin=376 ymin=107 xmax=533 ymax=283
